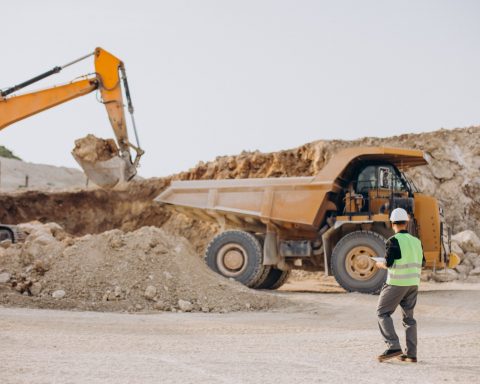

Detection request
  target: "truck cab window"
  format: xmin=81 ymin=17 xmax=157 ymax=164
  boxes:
xmin=356 ymin=164 xmax=407 ymax=194
xmin=356 ymin=165 xmax=377 ymax=194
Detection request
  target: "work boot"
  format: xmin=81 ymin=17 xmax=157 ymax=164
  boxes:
xmin=377 ymin=348 xmax=403 ymax=362
xmin=398 ymin=354 xmax=417 ymax=363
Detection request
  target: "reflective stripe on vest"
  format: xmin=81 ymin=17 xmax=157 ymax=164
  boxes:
xmin=386 ymin=233 xmax=423 ymax=286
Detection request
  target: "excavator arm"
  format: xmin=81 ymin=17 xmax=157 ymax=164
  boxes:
xmin=0 ymin=47 xmax=143 ymax=186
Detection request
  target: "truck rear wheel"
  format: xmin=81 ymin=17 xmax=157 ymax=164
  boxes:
xmin=331 ymin=231 xmax=387 ymax=294
xmin=205 ymin=230 xmax=270 ymax=288
xmin=256 ymin=268 xmax=291 ymax=290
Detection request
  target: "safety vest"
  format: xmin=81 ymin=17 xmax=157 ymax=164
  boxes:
xmin=386 ymin=233 xmax=423 ymax=286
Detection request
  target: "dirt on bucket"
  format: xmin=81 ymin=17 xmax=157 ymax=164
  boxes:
xmin=72 ymin=135 xmax=125 ymax=189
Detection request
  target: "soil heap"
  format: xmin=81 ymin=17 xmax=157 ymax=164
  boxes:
xmin=0 ymin=222 xmax=282 ymax=312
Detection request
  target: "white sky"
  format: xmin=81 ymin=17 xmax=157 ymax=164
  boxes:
xmin=1 ymin=0 xmax=479 ymax=178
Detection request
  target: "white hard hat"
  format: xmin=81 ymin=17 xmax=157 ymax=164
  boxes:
xmin=390 ymin=208 xmax=409 ymax=222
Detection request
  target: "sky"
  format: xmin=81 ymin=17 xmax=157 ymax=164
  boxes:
xmin=1 ymin=0 xmax=479 ymax=178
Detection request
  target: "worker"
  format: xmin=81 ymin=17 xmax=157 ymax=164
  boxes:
xmin=375 ymin=207 xmax=425 ymax=363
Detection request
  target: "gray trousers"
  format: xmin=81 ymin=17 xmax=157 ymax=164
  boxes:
xmin=376 ymin=284 xmax=418 ymax=357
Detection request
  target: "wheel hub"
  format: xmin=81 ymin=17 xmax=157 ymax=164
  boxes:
xmin=223 ymin=250 xmax=244 ymax=270
xmin=345 ymin=245 xmax=378 ymax=281
xmin=217 ymin=243 xmax=247 ymax=277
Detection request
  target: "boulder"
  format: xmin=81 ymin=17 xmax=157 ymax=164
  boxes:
xmin=451 ymin=242 xmax=465 ymax=261
xmin=178 ymin=299 xmax=193 ymax=312
xmin=144 ymin=285 xmax=157 ymax=301
xmin=469 ymin=267 xmax=480 ymax=277
xmin=431 ymin=269 xmax=458 ymax=282
xmin=454 ymin=264 xmax=472 ymax=278
xmin=0 ymin=272 xmax=11 ymax=283
xmin=452 ymin=230 xmax=480 ymax=253
xmin=52 ymin=289 xmax=66 ymax=299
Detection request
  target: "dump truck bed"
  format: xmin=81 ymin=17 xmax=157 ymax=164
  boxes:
xmin=156 ymin=147 xmax=427 ymax=234
xmin=157 ymin=176 xmax=334 ymax=233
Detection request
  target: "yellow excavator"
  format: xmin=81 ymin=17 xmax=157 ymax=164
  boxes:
xmin=0 ymin=47 xmax=144 ymax=188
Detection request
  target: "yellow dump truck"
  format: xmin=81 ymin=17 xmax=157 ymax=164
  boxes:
xmin=157 ymin=147 xmax=457 ymax=293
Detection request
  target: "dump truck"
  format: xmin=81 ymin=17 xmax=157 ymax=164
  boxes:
xmin=157 ymin=147 xmax=458 ymax=294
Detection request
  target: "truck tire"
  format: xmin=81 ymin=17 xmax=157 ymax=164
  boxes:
xmin=205 ymin=230 xmax=270 ymax=288
xmin=256 ymin=268 xmax=291 ymax=290
xmin=331 ymin=231 xmax=387 ymax=294
xmin=0 ymin=227 xmax=14 ymax=242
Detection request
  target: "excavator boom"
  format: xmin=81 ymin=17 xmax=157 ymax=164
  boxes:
xmin=0 ymin=47 xmax=143 ymax=188
xmin=0 ymin=79 xmax=98 ymax=130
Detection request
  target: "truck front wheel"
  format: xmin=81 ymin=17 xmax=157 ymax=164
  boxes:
xmin=204 ymin=230 xmax=270 ymax=288
xmin=331 ymin=231 xmax=387 ymax=294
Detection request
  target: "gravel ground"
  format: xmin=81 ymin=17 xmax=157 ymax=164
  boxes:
xmin=1 ymin=282 xmax=479 ymax=384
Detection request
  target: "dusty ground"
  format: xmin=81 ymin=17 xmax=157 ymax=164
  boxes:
xmin=1 ymin=280 xmax=479 ymax=384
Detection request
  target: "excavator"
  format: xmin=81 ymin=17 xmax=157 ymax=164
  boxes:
xmin=0 ymin=47 xmax=144 ymax=187
xmin=0 ymin=47 xmax=144 ymax=242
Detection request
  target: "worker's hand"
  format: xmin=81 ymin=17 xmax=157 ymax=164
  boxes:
xmin=375 ymin=262 xmax=387 ymax=270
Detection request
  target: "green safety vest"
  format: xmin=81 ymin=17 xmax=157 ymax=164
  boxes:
xmin=386 ymin=232 xmax=423 ymax=286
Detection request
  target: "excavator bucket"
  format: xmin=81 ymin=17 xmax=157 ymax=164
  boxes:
xmin=72 ymin=134 xmax=136 ymax=189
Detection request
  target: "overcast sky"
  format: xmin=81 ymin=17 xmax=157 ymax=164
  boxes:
xmin=1 ymin=0 xmax=479 ymax=177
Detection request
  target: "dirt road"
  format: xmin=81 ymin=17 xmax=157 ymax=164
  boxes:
xmin=1 ymin=282 xmax=480 ymax=384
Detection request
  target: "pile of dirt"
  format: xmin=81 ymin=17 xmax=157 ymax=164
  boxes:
xmin=0 ymin=222 xmax=283 ymax=312
xmin=71 ymin=134 xmax=119 ymax=162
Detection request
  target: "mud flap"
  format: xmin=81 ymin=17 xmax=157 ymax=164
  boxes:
xmin=263 ymin=231 xmax=280 ymax=266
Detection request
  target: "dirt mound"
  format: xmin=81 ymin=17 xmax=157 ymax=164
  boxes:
xmin=0 ymin=222 xmax=283 ymax=312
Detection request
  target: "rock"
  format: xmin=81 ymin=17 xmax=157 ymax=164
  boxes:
xmin=114 ymin=286 xmax=122 ymax=297
xmin=0 ymin=239 xmax=12 ymax=249
xmin=245 ymin=303 xmax=251 ymax=310
xmin=420 ymin=271 xmax=432 ymax=282
xmin=178 ymin=299 xmax=193 ymax=312
xmin=430 ymin=159 xmax=454 ymax=180
xmin=469 ymin=267 xmax=480 ymax=277
xmin=431 ymin=269 xmax=458 ymax=282
xmin=451 ymin=242 xmax=465 ymax=261
xmin=153 ymin=301 xmax=167 ymax=310
xmin=452 ymin=230 xmax=480 ymax=253
xmin=201 ymin=306 xmax=210 ymax=313
xmin=455 ymin=264 xmax=472 ymax=278
xmin=466 ymin=253 xmax=480 ymax=268
xmin=144 ymin=285 xmax=157 ymax=300
xmin=30 ymin=282 xmax=42 ymax=296
xmin=52 ymin=289 xmax=66 ymax=299
xmin=0 ymin=272 xmax=11 ymax=283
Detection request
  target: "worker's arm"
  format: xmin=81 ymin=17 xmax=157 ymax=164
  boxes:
xmin=376 ymin=237 xmax=401 ymax=270
xmin=385 ymin=237 xmax=401 ymax=267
